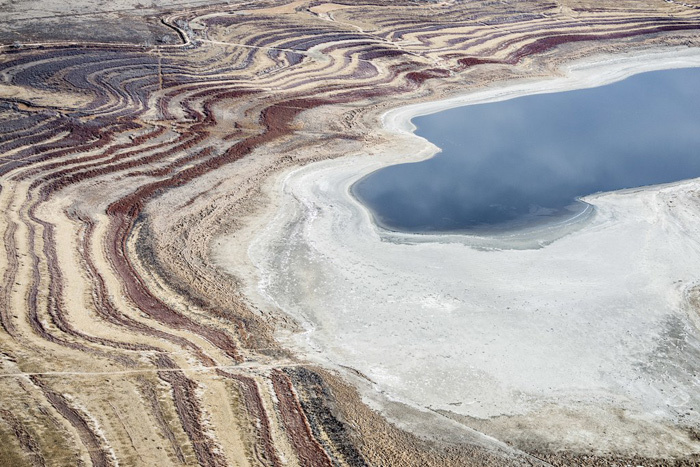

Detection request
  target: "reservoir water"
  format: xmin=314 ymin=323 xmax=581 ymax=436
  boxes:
xmin=352 ymin=67 xmax=700 ymax=233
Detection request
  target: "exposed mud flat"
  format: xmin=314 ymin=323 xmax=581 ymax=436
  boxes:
xmin=220 ymin=48 xmax=700 ymax=459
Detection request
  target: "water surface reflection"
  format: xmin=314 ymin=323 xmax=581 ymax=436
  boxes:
xmin=353 ymin=67 xmax=700 ymax=233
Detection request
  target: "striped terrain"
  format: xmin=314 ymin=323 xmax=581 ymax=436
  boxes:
xmin=1 ymin=1 xmax=700 ymax=465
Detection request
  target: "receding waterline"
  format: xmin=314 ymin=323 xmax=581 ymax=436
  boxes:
xmin=352 ymin=66 xmax=700 ymax=234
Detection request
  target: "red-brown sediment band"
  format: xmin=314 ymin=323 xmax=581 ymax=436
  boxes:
xmin=102 ymin=98 xmax=331 ymax=364
xmin=505 ymin=22 xmax=700 ymax=63
xmin=0 ymin=408 xmax=46 ymax=467
xmin=136 ymin=377 xmax=188 ymax=464
xmin=217 ymin=370 xmax=283 ymax=467
xmin=30 ymin=204 xmax=150 ymax=357
xmin=105 ymin=208 xmax=242 ymax=362
xmin=271 ymin=369 xmax=333 ymax=467
xmin=18 ymin=124 xmax=168 ymax=180
xmin=281 ymin=367 xmax=368 ymax=466
xmin=33 ymin=132 xmax=206 ymax=196
xmin=454 ymin=57 xmax=503 ymax=69
xmin=72 ymin=210 xmax=219 ymax=365
xmin=405 ymin=68 xmax=452 ymax=87
xmin=155 ymin=354 xmax=228 ymax=467
xmin=0 ymin=219 xmax=18 ymax=336
xmin=2 ymin=121 xmax=141 ymax=178
xmin=24 ymin=203 xmax=128 ymax=362
xmin=29 ymin=376 xmax=113 ymax=467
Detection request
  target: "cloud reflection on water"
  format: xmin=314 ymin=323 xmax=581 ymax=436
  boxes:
xmin=354 ymin=67 xmax=700 ymax=232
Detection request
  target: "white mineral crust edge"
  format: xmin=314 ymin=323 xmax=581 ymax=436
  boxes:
xmin=218 ymin=46 xmax=700 ymax=457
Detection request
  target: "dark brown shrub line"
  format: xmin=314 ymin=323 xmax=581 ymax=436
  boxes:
xmin=155 ymin=354 xmax=228 ymax=467
xmin=26 ymin=199 xmax=147 ymax=363
xmin=0 ymin=218 xmax=18 ymax=337
xmin=271 ymin=369 xmax=333 ymax=467
xmin=20 ymin=124 xmax=168 ymax=180
xmin=217 ymin=370 xmax=283 ymax=467
xmin=29 ymin=376 xmax=114 ymax=467
xmin=71 ymin=209 xmax=219 ymax=367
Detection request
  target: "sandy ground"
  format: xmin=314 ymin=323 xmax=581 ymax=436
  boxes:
xmin=217 ymin=47 xmax=700 ymax=458
xmin=4 ymin=0 xmax=700 ymax=464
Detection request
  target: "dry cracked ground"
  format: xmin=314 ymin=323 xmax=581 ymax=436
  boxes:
xmin=1 ymin=0 xmax=700 ymax=466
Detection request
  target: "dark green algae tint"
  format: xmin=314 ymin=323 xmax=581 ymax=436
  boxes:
xmin=352 ymin=67 xmax=700 ymax=233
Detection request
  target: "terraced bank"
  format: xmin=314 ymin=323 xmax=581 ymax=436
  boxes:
xmin=1 ymin=1 xmax=700 ymax=465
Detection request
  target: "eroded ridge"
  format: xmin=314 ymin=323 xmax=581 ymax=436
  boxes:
xmin=1 ymin=1 xmax=699 ymax=465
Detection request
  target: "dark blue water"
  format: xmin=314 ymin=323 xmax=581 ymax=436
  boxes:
xmin=352 ymin=67 xmax=700 ymax=233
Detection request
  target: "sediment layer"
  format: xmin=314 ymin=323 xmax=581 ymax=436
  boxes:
xmin=1 ymin=1 xmax=700 ymax=465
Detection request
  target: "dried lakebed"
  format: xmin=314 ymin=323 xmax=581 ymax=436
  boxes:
xmin=219 ymin=48 xmax=700 ymax=458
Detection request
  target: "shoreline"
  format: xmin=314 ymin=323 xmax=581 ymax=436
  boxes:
xmin=382 ymin=46 xmax=700 ymax=135
xmin=353 ymin=46 xmax=700 ymax=249
xmin=217 ymin=44 xmax=700 ymax=457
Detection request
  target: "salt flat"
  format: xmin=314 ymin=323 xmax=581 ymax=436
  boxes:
xmin=5 ymin=0 xmax=700 ymax=462
xmin=224 ymin=47 xmax=700 ymax=457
